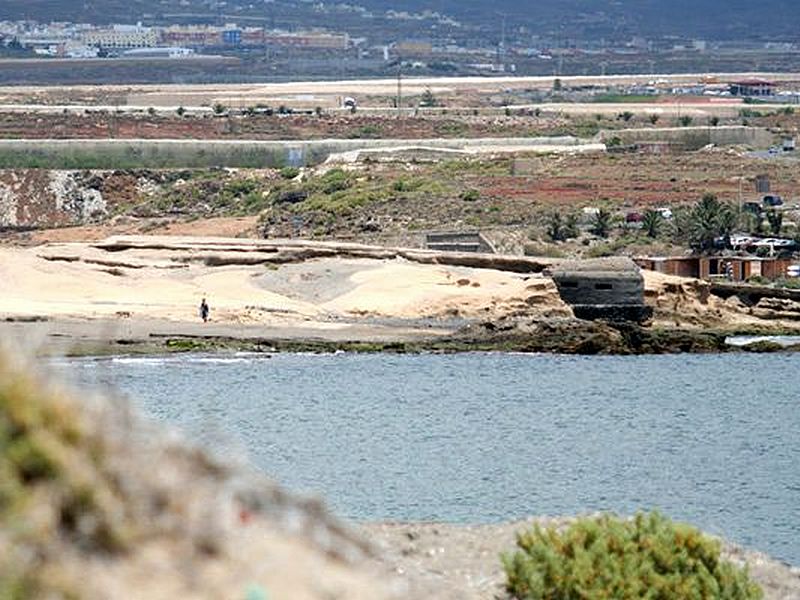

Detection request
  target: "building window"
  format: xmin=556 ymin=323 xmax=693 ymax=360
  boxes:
xmin=560 ymin=281 xmax=579 ymax=288
xmin=594 ymin=283 xmax=613 ymax=290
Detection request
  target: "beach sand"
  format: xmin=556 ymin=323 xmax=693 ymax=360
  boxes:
xmin=0 ymin=237 xmax=571 ymax=354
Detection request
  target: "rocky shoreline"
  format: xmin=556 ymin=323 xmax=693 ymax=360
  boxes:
xmin=2 ymin=235 xmax=800 ymax=357
xmin=4 ymin=314 xmax=800 ymax=358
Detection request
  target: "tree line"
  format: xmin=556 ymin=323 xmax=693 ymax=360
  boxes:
xmin=543 ymin=193 xmax=791 ymax=252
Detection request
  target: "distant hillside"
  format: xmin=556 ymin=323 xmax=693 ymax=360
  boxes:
xmin=356 ymin=0 xmax=800 ymax=39
xmin=1 ymin=0 xmax=798 ymax=40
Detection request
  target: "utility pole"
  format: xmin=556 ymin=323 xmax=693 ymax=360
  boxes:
xmin=557 ymin=49 xmax=564 ymax=78
xmin=396 ymin=58 xmax=402 ymax=119
xmin=738 ymin=176 xmax=744 ymax=214
xmin=498 ymin=12 xmax=507 ymax=69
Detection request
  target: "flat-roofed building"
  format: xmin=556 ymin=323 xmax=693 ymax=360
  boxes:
xmin=82 ymin=25 xmax=157 ymax=49
xmin=729 ymin=78 xmax=776 ymax=97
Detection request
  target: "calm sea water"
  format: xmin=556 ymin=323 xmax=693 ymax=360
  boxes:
xmin=59 ymin=352 xmax=799 ymax=565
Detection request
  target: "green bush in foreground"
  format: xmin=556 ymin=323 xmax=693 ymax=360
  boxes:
xmin=502 ymin=512 xmax=762 ymax=600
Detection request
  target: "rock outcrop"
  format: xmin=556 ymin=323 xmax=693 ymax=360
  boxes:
xmin=0 ymin=171 xmax=109 ymax=229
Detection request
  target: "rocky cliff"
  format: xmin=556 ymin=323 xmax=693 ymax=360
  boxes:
xmin=0 ymin=170 xmax=121 ymax=229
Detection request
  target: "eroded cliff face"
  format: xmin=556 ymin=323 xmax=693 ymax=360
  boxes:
xmin=0 ymin=171 xmax=104 ymax=228
xmin=0 ymin=170 xmax=147 ymax=229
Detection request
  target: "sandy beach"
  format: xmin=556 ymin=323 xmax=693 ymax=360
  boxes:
xmin=2 ymin=235 xmax=799 ymax=356
xmin=0 ymin=235 xmax=572 ymax=353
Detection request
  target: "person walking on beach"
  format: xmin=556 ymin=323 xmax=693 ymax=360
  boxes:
xmin=199 ymin=298 xmax=210 ymax=323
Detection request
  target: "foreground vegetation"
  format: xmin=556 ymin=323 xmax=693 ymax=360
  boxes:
xmin=0 ymin=355 xmax=127 ymax=598
xmin=503 ymin=512 xmax=763 ymax=600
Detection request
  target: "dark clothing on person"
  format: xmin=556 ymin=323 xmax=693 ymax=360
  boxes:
xmin=200 ymin=299 xmax=210 ymax=322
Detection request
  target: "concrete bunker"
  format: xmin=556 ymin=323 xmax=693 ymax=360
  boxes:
xmin=550 ymin=257 xmax=652 ymax=323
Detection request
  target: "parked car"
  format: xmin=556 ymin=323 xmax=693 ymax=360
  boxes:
xmin=729 ymin=234 xmax=756 ymax=249
xmin=625 ymin=212 xmax=643 ymax=223
xmin=752 ymin=237 xmax=796 ymax=250
xmin=762 ymin=194 xmax=784 ymax=207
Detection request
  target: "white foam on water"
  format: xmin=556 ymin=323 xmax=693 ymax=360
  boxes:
xmin=726 ymin=335 xmax=800 ymax=347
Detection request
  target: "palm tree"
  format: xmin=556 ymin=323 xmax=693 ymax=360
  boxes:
xmin=670 ymin=206 xmax=692 ymax=243
xmin=642 ymin=210 xmax=663 ymax=238
xmin=766 ymin=210 xmax=783 ymax=235
xmin=545 ymin=212 xmax=579 ymax=242
xmin=590 ymin=209 xmax=613 ymax=238
xmin=545 ymin=212 xmax=566 ymax=242
xmin=564 ymin=213 xmax=580 ymax=239
xmin=739 ymin=211 xmax=763 ymax=236
xmin=715 ymin=204 xmax=737 ymax=248
xmin=686 ymin=193 xmax=736 ymax=251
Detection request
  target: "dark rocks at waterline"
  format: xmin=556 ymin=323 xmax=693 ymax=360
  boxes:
xmin=450 ymin=317 xmax=731 ymax=355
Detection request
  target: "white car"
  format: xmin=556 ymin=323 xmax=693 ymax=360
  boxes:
xmin=729 ymin=235 xmax=756 ymax=248
xmin=753 ymin=238 xmax=794 ymax=248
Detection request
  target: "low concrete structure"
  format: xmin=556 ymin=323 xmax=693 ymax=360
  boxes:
xmin=425 ymin=232 xmax=495 ymax=253
xmin=550 ymin=257 xmax=652 ymax=322
xmin=0 ymin=136 xmax=601 ymax=169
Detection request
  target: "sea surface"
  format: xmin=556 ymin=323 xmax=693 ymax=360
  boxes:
xmin=58 ymin=352 xmax=800 ymax=565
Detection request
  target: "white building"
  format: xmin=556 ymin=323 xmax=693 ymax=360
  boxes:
xmin=82 ymin=24 xmax=157 ymax=49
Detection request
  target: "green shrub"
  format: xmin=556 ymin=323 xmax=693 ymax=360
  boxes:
xmin=502 ymin=512 xmax=762 ymax=600
xmin=776 ymin=278 xmax=800 ymax=289
xmin=224 ymin=179 xmax=258 ymax=197
xmin=319 ymin=168 xmax=351 ymax=193
xmin=279 ymin=166 xmax=300 ymax=179
xmin=348 ymin=124 xmax=382 ymax=138
xmin=739 ymin=108 xmax=763 ymax=118
xmin=269 ymin=186 xmax=308 ymax=205
xmin=460 ymin=188 xmax=480 ymax=202
xmin=585 ymin=241 xmax=616 ymax=258
xmin=393 ymin=178 xmax=421 ymax=192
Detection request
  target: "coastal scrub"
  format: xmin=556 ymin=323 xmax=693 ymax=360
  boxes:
xmin=0 ymin=354 xmax=128 ymax=598
xmin=502 ymin=511 xmax=762 ymax=599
